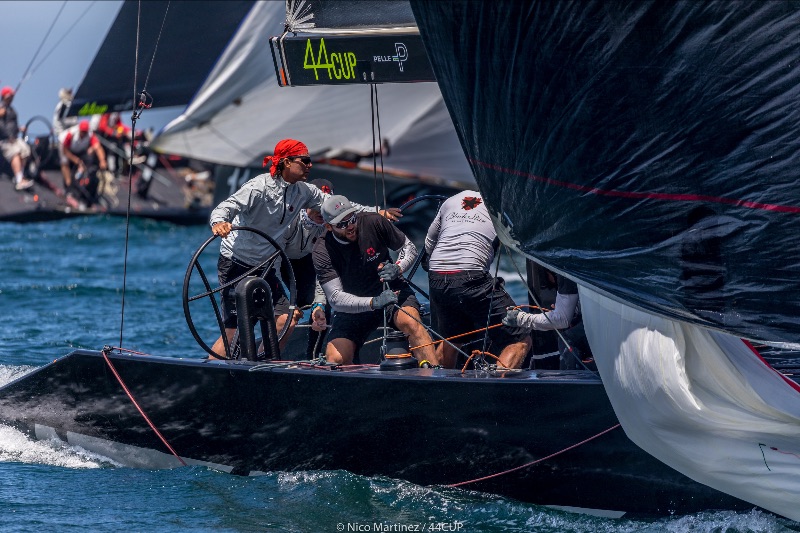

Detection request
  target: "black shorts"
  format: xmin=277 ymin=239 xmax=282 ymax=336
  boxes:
xmin=218 ymin=255 xmax=290 ymax=328
xmin=428 ymin=270 xmax=528 ymax=349
xmin=327 ymin=287 xmax=420 ymax=354
xmin=280 ymin=254 xmax=316 ymax=308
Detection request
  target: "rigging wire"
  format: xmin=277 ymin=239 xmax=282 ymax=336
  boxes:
xmin=369 ymin=83 xmax=388 ymax=211
xmin=119 ymin=0 xmax=171 ymax=349
xmin=139 ymin=1 xmax=171 ymax=92
xmin=30 ymin=1 xmax=98 ymax=78
xmin=15 ymin=0 xmax=67 ymax=93
xmin=107 ymin=0 xmax=186 ymax=468
xmin=373 ymin=84 xmax=388 ymax=210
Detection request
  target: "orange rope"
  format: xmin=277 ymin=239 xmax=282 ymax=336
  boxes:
xmin=407 ymin=304 xmax=546 ymax=353
xmin=448 ymin=423 xmax=621 ymax=488
xmin=409 ymin=323 xmax=504 ymax=352
xmin=460 ymin=350 xmax=510 ymax=372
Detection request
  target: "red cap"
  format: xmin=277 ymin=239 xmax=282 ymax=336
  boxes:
xmin=1 ymin=86 xmax=14 ymax=98
xmin=79 ymin=120 xmax=90 ymax=132
xmin=262 ymin=139 xmax=308 ymax=175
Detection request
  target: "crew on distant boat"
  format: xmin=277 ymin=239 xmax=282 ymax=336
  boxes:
xmin=279 ymin=178 xmax=335 ymax=357
xmin=313 ymin=194 xmax=439 ymax=366
xmin=502 ymin=272 xmax=591 ymax=370
xmin=424 ymin=190 xmax=531 ymax=369
xmin=209 ymin=138 xmax=401 ymax=359
xmin=61 ymin=120 xmax=108 ymax=208
xmin=53 ymin=87 xmax=78 ymax=190
xmin=0 ymin=86 xmax=34 ymax=191
xmin=96 ymin=112 xmax=136 ymax=176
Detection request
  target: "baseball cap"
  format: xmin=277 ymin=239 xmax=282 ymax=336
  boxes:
xmin=79 ymin=120 xmax=90 ymax=132
xmin=321 ymin=194 xmax=358 ymax=225
xmin=1 ymin=87 xmax=14 ymax=98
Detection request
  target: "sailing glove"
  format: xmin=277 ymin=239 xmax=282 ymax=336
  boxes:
xmin=371 ymin=289 xmax=398 ymax=310
xmin=378 ymin=262 xmax=401 ymax=282
xmin=503 ymin=308 xmax=535 ymax=331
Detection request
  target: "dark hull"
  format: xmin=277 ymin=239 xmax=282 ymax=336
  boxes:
xmin=0 ymin=169 xmax=210 ymax=225
xmin=0 ymin=350 xmax=751 ymax=517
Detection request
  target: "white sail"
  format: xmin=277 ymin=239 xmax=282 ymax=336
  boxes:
xmin=581 ymin=286 xmax=800 ymax=521
xmin=150 ymin=0 xmax=474 ymax=187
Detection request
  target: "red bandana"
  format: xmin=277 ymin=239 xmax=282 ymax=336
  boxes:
xmin=262 ymin=139 xmax=309 ymax=175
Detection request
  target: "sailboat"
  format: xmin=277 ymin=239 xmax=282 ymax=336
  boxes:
xmin=1 ymin=0 xmax=798 ymax=521
xmin=6 ymin=0 xmax=472 ymax=224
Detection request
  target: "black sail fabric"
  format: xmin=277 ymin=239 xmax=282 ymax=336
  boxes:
xmin=70 ymin=0 xmax=255 ymax=116
xmin=411 ymin=0 xmax=800 ymax=343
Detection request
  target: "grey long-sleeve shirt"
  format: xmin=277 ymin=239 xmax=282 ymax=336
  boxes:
xmin=210 ymin=173 xmax=376 ymax=266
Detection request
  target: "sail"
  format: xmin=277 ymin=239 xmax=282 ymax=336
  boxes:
xmin=151 ymin=0 xmax=473 ymax=185
xmin=411 ymin=0 xmax=800 ymax=344
xmin=70 ymin=0 xmax=256 ymax=116
xmin=581 ymin=287 xmax=800 ymax=522
xmin=410 ymin=0 xmax=800 ymax=519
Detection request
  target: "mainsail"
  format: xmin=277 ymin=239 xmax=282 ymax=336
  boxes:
xmin=70 ymin=0 xmax=256 ymax=115
xmin=410 ymin=0 xmax=800 ymax=520
xmin=150 ymin=0 xmax=473 ymax=185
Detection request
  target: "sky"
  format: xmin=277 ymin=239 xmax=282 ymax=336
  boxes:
xmin=0 ymin=1 xmax=179 ymax=136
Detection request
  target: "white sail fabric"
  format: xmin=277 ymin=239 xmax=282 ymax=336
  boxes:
xmin=150 ymin=1 xmax=474 ymax=187
xmin=581 ymin=286 xmax=800 ymax=521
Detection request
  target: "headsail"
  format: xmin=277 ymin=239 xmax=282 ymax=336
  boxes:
xmin=411 ymin=0 xmax=800 ymax=519
xmin=581 ymin=286 xmax=800 ymax=521
xmin=151 ymin=0 xmax=473 ymax=185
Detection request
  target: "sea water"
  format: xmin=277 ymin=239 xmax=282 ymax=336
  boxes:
xmin=0 ymin=217 xmax=796 ymax=532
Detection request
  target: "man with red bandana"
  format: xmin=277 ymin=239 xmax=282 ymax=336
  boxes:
xmin=209 ymin=138 xmax=400 ymax=359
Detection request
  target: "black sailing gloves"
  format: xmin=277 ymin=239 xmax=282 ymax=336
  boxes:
xmin=371 ymin=289 xmax=398 ymax=310
xmin=378 ymin=262 xmax=401 ymax=282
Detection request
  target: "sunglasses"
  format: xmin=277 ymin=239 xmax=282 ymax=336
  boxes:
xmin=291 ymin=156 xmax=312 ymax=166
xmin=334 ymin=213 xmax=357 ymax=229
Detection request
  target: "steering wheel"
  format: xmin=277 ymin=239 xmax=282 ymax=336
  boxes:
xmin=183 ymin=225 xmax=297 ymax=359
xmin=22 ymin=115 xmax=56 ymax=178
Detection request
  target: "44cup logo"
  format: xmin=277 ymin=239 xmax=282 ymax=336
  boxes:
xmin=304 ymin=38 xmax=357 ymax=81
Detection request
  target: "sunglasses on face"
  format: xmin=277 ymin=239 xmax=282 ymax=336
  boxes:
xmin=291 ymin=156 xmax=312 ymax=166
xmin=334 ymin=213 xmax=357 ymax=229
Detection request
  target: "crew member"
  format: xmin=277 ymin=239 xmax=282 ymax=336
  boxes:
xmin=209 ymin=139 xmax=400 ymax=358
xmin=425 ymin=190 xmax=531 ymax=369
xmin=313 ymin=194 xmax=438 ymax=366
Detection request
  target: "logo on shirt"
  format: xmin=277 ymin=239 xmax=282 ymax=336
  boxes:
xmin=462 ymin=196 xmax=482 ymax=210
xmin=366 ymin=247 xmax=376 ymax=257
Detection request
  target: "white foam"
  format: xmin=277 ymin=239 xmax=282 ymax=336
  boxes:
xmin=0 ymin=364 xmax=37 ymax=388
xmin=0 ymin=424 xmax=114 ymax=469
